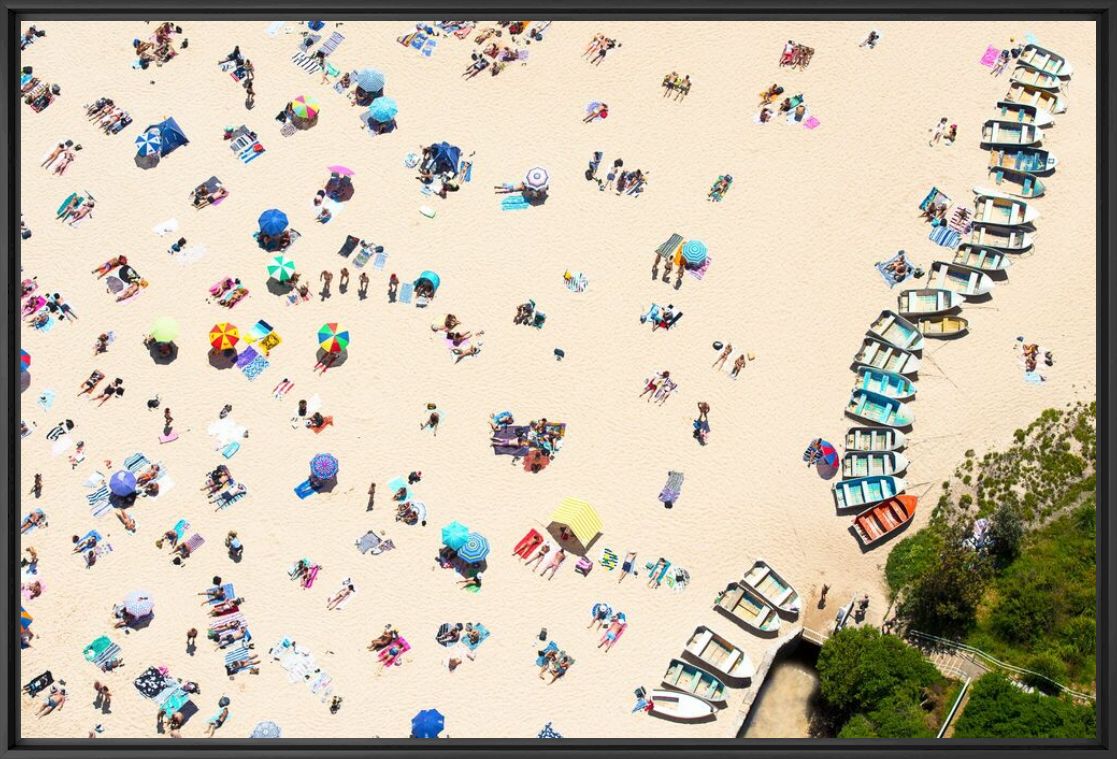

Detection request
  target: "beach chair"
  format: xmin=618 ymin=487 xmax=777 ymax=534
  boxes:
xmin=575 ymin=557 xmax=593 ymax=576
xmin=317 ymin=31 xmax=345 ymax=56
xmin=338 ymin=235 xmax=359 ymax=258
xmin=658 ymin=471 xmax=685 ymax=503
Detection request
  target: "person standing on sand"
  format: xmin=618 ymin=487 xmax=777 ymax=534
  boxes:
xmin=339 ymin=267 xmax=349 ymax=291
xmin=713 ymin=344 xmax=732 ymax=369
xmin=731 ymin=353 xmax=747 ymax=378
xmin=420 ymin=408 xmax=440 ymax=435
xmin=358 ymin=271 xmax=369 ymax=299
xmin=388 ymin=274 xmax=399 ymax=302
xmin=697 ymin=402 xmax=710 ymax=423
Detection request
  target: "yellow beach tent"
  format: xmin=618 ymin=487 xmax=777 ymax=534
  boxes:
xmin=547 ymin=497 xmax=603 ymax=555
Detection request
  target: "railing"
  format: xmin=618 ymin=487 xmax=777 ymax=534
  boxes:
xmin=908 ymin=629 xmax=1095 ymax=702
xmin=937 ymin=677 xmax=972 ymax=739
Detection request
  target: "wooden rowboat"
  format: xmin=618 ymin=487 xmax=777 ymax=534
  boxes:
xmin=929 ymin=261 xmax=995 ymax=298
xmin=832 ymin=475 xmax=907 ymax=511
xmin=1018 ymin=44 xmax=1073 ymax=78
xmin=855 ymin=366 xmax=917 ymax=400
xmin=715 ymin=582 xmax=780 ymax=636
xmin=989 ymin=146 xmax=1057 ymax=175
xmin=1009 ymin=65 xmax=1062 ymax=92
xmin=973 ymin=193 xmax=1039 ymax=226
xmin=953 ymin=244 xmax=1012 ymax=272
xmin=647 ymin=689 xmax=716 ymax=721
xmin=1004 ymin=82 xmax=1066 ymax=114
xmin=684 ymin=626 xmax=755 ymax=683
xmin=845 ymin=426 xmax=906 ymax=452
xmin=743 ymin=559 xmax=800 ymax=616
xmin=662 ymin=658 xmax=727 ymax=706
xmin=841 ymin=450 xmax=909 ymax=479
xmin=896 ymin=288 xmax=961 ymax=317
xmin=915 ymin=315 xmax=969 ymax=338
xmin=980 ymin=119 xmax=1043 ymax=147
xmin=969 ymin=222 xmax=1035 ymax=252
xmin=993 ymin=100 xmax=1054 ymax=127
xmin=980 ymin=166 xmax=1045 ymax=198
xmin=852 ymin=495 xmax=918 ymax=546
xmin=853 ymin=336 xmax=921 ymax=376
xmin=867 ymin=310 xmax=924 ymax=352
xmin=846 ymin=389 xmax=915 ymax=428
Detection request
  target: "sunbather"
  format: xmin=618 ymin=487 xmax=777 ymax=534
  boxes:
xmin=540 ymin=548 xmax=566 ymax=580
xmin=367 ymin=626 xmax=399 ymax=651
xmin=78 ymin=371 xmax=105 ymax=396
xmin=72 ymin=533 xmax=98 ymax=553
xmin=618 ymin=551 xmax=637 ymax=583
xmin=647 ymin=558 xmax=668 ymax=588
xmin=326 ymin=582 xmax=356 ymax=610
xmin=208 ymin=598 xmax=243 ymax=616
xmin=21 ymin=510 xmax=47 ymax=534
xmin=524 ymin=543 xmax=550 ymax=570
xmin=598 ymin=618 xmax=625 ymax=651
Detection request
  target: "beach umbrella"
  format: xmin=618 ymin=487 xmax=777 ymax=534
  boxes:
xmin=123 ymin=590 xmax=154 ymax=618
xmin=290 ymin=95 xmax=320 ymax=120
xmin=310 ymin=453 xmax=339 ymax=480
xmin=327 ymin=164 xmax=355 ymax=176
xmin=411 ymin=709 xmax=444 ymax=738
xmin=414 ymin=270 xmax=440 ymax=292
xmin=524 ymin=166 xmax=550 ymax=191
xmin=150 ymin=316 xmax=179 ymax=343
xmin=681 ymin=240 xmax=708 ymax=267
xmin=355 ymin=68 xmax=386 ymax=93
xmin=109 ymin=470 xmax=137 ymax=497
xmin=429 ymin=142 xmax=461 ymax=175
xmin=250 ymin=721 xmax=282 ymax=739
xmin=318 ymin=323 xmax=350 ymax=353
xmin=538 ymin=722 xmax=563 ymax=739
xmin=267 ymin=254 xmax=296 ymax=282
xmin=135 ymin=128 xmax=162 ymax=156
xmin=816 ymin=440 xmax=839 ymax=468
xmin=258 ymin=209 xmax=289 ymax=237
xmin=591 ymin=601 xmax=612 ymax=619
xmin=20 ymin=349 xmax=30 ymax=372
xmin=457 ymin=532 xmax=490 ymax=563
xmin=209 ymin=323 xmax=240 ymax=351
xmin=367 ymin=96 xmax=398 ymax=124
xmin=441 ymin=521 xmax=469 ymax=550
xmin=21 ymin=607 xmax=32 ymax=629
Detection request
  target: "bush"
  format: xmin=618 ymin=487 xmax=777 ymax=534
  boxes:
xmin=989 ymin=569 xmax=1055 ymax=644
xmin=885 ymin=527 xmax=943 ymax=595
xmin=817 ymin=627 xmax=940 ymax=720
xmin=986 ymin=501 xmax=1024 ymax=566
xmin=898 ymin=522 xmax=990 ymax=636
xmin=1022 ymin=652 xmax=1069 ymax=694
xmin=838 ymin=694 xmax=935 ymax=739
xmin=953 ymin=674 xmax=1095 ymax=739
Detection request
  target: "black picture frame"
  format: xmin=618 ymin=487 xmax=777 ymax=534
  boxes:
xmin=3 ymin=2 xmax=1112 ymax=758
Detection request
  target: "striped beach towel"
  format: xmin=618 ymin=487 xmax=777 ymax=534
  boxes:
xmin=656 ymin=233 xmax=684 ymax=258
xmin=209 ymin=612 xmax=245 ymax=629
xmin=929 ymin=225 xmax=962 ymax=249
xmin=317 ymin=31 xmax=345 ymax=57
xmin=373 ymin=250 xmax=387 ymax=270
xmin=181 ymin=533 xmax=206 ymax=554
xmin=124 ymin=453 xmax=149 ymax=472
xmin=225 ymin=645 xmax=251 ymax=666
xmin=240 ymin=144 xmax=265 ymax=164
xmin=600 ymin=548 xmax=619 ymax=570
xmin=659 ymin=471 xmax=685 ymax=503
xmin=687 ymin=253 xmax=713 ymax=280
xmin=290 ymin=51 xmax=322 ymax=74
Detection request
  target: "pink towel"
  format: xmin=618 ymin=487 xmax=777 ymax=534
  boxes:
xmin=159 ymin=432 xmax=179 ymax=444
xmin=804 ymin=116 xmax=820 ymax=129
xmin=980 ymin=45 xmax=1000 ymax=67
xmin=303 ymin=564 xmax=320 ymax=588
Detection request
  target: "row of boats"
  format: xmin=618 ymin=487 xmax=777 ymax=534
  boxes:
xmin=647 ymin=559 xmax=801 ymax=721
xmin=829 ymin=42 xmax=1073 ymax=548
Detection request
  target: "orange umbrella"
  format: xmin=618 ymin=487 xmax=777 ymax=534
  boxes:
xmin=210 ymin=322 xmax=240 ymax=351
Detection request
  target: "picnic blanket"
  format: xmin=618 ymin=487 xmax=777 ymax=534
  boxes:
xmin=134 ymin=666 xmax=174 ymax=699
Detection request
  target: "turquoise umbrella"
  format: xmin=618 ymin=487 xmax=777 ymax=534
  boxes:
xmin=681 ymin=240 xmax=708 ymax=266
xmin=441 ymin=521 xmax=469 ymax=550
xmin=368 ymin=96 xmax=398 ymax=124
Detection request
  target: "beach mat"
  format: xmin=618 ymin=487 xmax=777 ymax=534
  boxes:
xmin=980 ymin=45 xmax=1000 ymax=67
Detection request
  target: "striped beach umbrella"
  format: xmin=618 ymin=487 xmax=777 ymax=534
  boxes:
xmin=21 ymin=607 xmax=32 ymax=629
xmin=290 ymin=95 xmax=320 ymax=120
xmin=20 ymin=348 xmax=30 ymax=372
xmin=135 ymin=128 xmax=162 ymax=156
xmin=318 ymin=323 xmax=350 ymax=353
xmin=457 ymin=532 xmax=490 ymax=563
xmin=310 ymin=453 xmax=339 ymax=480
xmin=251 ymin=721 xmax=282 ymax=739
xmin=209 ymin=323 xmax=239 ymax=351
xmin=150 ymin=316 xmax=179 ymax=343
xmin=355 ymin=68 xmax=386 ymax=93
xmin=367 ymin=96 xmax=398 ymax=123
xmin=441 ymin=521 xmax=469 ymax=550
xmin=524 ymin=166 xmax=550 ymax=190
xmin=267 ymin=254 xmax=296 ymax=282
xmin=681 ymin=240 xmax=708 ymax=267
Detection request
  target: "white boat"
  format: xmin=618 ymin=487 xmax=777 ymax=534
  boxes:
xmin=647 ymin=689 xmax=716 ymax=721
xmin=980 ymin=120 xmax=1043 ymax=147
xmin=715 ymin=582 xmax=781 ymax=636
xmin=1010 ymin=65 xmax=1062 ymax=92
xmin=1018 ymin=43 xmax=1073 ymax=78
xmin=929 ymin=261 xmax=996 ymax=298
xmin=969 ymin=222 xmax=1035 ymax=252
xmin=867 ymin=310 xmax=925 ymax=352
xmin=841 ymin=450 xmax=910 ymax=479
xmin=684 ymin=626 xmax=755 ymax=683
xmin=853 ymin=336 xmax=921 ymax=376
xmin=953 ymin=243 xmax=1013 ymax=273
xmin=743 ymin=559 xmax=800 ymax=616
xmin=993 ymin=100 xmax=1054 ymax=127
xmin=896 ymin=288 xmax=962 ymax=317
xmin=973 ymin=193 xmax=1040 ymax=226
xmin=662 ymin=658 xmax=727 ymax=706
xmin=1004 ymin=81 xmax=1066 ymax=114
xmin=845 ymin=426 xmax=906 ymax=452
xmin=979 ymin=167 xmax=1046 ymax=198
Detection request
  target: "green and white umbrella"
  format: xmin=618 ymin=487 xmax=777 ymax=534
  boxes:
xmin=267 ymin=254 xmax=296 ymax=282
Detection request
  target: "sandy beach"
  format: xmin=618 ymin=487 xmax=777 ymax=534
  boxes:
xmin=18 ymin=19 xmax=1095 ymax=739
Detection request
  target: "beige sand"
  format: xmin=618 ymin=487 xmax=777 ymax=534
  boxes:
xmin=19 ymin=20 xmax=1095 ymax=739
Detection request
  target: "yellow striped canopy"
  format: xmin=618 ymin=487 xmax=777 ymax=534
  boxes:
xmin=548 ymin=497 xmax=603 ymax=550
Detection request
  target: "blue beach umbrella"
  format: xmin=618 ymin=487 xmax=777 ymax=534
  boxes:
xmin=109 ymin=470 xmax=137 ymax=496
xmin=135 ymin=129 xmax=162 ymax=156
xmin=258 ymin=209 xmax=289 ymax=237
xmin=355 ymin=68 xmax=386 ymax=93
xmin=411 ymin=708 xmax=444 ymax=738
xmin=681 ymin=240 xmax=708 ymax=267
xmin=367 ymin=96 xmax=398 ymax=124
xmin=538 ymin=722 xmax=564 ymax=738
xmin=457 ymin=532 xmax=490 ymax=563
xmin=250 ymin=721 xmax=282 ymax=738
xmin=441 ymin=521 xmax=469 ymax=550
xmin=310 ymin=453 xmax=339 ymax=480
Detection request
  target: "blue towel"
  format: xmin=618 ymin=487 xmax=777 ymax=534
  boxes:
xmin=535 ymin=640 xmax=558 ymax=667
xmin=222 ymin=441 xmax=240 ymax=459
xmin=929 ymin=225 xmax=961 ymax=249
xmin=463 ymin=624 xmax=490 ymax=651
xmin=398 ymin=283 xmax=413 ymax=304
xmin=501 ymin=195 xmax=530 ymax=211
xmin=242 ymin=355 xmax=269 ymax=381
xmin=294 ymin=480 xmax=317 ymax=499
xmin=36 ymin=389 xmax=55 ymax=411
xmin=208 ymin=583 xmax=235 ymax=605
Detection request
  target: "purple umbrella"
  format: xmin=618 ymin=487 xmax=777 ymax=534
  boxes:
xmin=109 ymin=470 xmax=137 ymax=496
xmin=310 ymin=453 xmax=339 ymax=480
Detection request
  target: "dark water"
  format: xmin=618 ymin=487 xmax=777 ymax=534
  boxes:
xmin=740 ymin=641 xmax=830 ymax=738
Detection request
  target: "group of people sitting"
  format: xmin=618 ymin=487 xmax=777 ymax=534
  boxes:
xmin=489 ymin=412 xmax=566 ymax=465
xmin=757 ymin=84 xmax=808 ymax=124
xmin=639 ymin=303 xmax=684 ymax=331
xmin=208 ymin=277 xmax=249 ymax=309
xmin=133 ymin=22 xmax=184 ymax=69
xmin=86 ymin=98 xmax=132 ymax=135
xmin=1015 ymin=337 xmax=1055 ymax=376
xmin=191 ymin=179 xmax=228 ymax=209
xmin=778 ymin=39 xmax=814 ymax=69
xmin=435 ymin=622 xmax=485 ymax=647
xmin=661 ymin=72 xmax=692 ymax=100
xmin=513 ymin=300 xmax=546 ymax=328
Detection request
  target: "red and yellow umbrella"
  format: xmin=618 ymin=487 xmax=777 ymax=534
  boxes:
xmin=318 ymin=323 xmax=350 ymax=353
xmin=210 ymin=322 xmax=240 ymax=352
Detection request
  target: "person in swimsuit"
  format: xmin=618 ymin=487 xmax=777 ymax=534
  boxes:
xmin=36 ymin=688 xmax=66 ymax=716
xmin=618 ymin=551 xmax=637 ymax=583
xmin=540 ymin=548 xmax=566 ymax=580
xmin=599 ymin=618 xmax=626 ymax=651
xmin=524 ymin=544 xmax=549 ymax=570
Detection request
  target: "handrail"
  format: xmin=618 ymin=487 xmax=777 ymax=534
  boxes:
xmin=908 ymin=629 xmax=1095 ymax=701
xmin=937 ymin=677 xmax=971 ymax=739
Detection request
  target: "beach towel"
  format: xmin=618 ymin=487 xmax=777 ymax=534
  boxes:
xmin=124 ymin=452 xmax=150 ymax=472
xmin=929 ymin=225 xmax=962 ymax=249
xmin=134 ymin=667 xmax=174 ymax=699
xmin=265 ymin=21 xmax=285 ymax=37
xmin=181 ymin=533 xmax=206 ymax=554
xmin=535 ymin=640 xmax=559 ymax=667
xmin=875 ymin=251 xmax=914 ymax=288
xmin=687 ymin=253 xmax=713 ymax=280
xmin=980 ymin=45 xmax=1001 ymax=67
xmin=398 ymin=282 xmax=413 ymax=304
xmin=804 ymin=116 xmax=821 ymax=129
xmin=501 ymin=195 xmax=531 ymax=211
xmin=290 ymin=50 xmax=322 ymax=74
xmin=221 ymin=441 xmax=240 ymax=458
xmin=356 ymin=531 xmax=383 ymax=554
xmin=294 ymin=479 xmax=318 ymax=499
xmin=159 ymin=431 xmax=179 ymax=444
xmin=659 ymin=471 xmax=685 ymax=503
xmin=463 ymin=624 xmax=490 ymax=651
xmin=242 ymin=355 xmax=270 ymax=381
xmin=600 ymin=548 xmax=619 ymax=570
xmin=225 ymin=644 xmax=252 ymax=666
xmin=318 ymin=31 xmax=345 ymax=56
xmin=36 ymin=389 xmax=55 ymax=411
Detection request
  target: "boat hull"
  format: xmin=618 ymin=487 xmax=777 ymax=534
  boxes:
xmin=852 ymin=495 xmax=918 ymax=546
xmin=867 ymin=310 xmax=925 ymax=352
xmin=978 ymin=167 xmax=1046 ymax=198
xmin=715 ymin=583 xmax=781 ymax=637
xmin=662 ymin=658 xmax=727 ymax=706
xmin=842 ymin=450 xmax=910 ymax=479
xmin=743 ymin=559 xmax=800 ymax=618
xmin=1010 ymin=65 xmax=1062 ymax=91
xmin=1019 ymin=44 xmax=1073 ymax=77
xmin=973 ymin=194 xmax=1040 ymax=225
xmin=916 ymin=315 xmax=969 ymax=338
xmin=929 ymin=261 xmax=996 ymax=298
xmin=994 ymin=100 xmax=1054 ymax=127
xmin=980 ymin=119 xmax=1042 ymax=147
xmin=684 ymin=626 xmax=755 ymax=683
xmin=896 ymin=288 xmax=961 ymax=317
xmin=832 ymin=475 xmax=908 ymax=511
xmin=953 ymin=243 xmax=1013 ymax=272
xmin=854 ymin=336 xmax=921 ymax=376
xmin=969 ymin=222 xmax=1035 ymax=252
xmin=647 ymin=690 xmax=716 ymax=721
xmin=846 ymin=389 xmax=915 ymax=428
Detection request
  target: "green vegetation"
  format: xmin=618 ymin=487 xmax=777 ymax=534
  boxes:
xmin=953 ymin=674 xmax=1095 ymax=739
xmin=817 ymin=627 xmax=947 ymax=738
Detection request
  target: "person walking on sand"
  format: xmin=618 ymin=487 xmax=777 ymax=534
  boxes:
xmin=929 ymin=117 xmax=948 ymax=146
xmin=358 ymin=271 xmax=369 ymax=298
xmin=697 ymin=402 xmax=710 ymax=423
xmin=731 ymin=353 xmax=747 ymax=378
xmin=713 ymin=344 xmax=732 ymax=370
xmin=339 ymin=267 xmax=349 ymax=291
xmin=388 ymin=273 xmax=399 ymax=302
xmin=320 ymin=270 xmax=333 ymax=296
